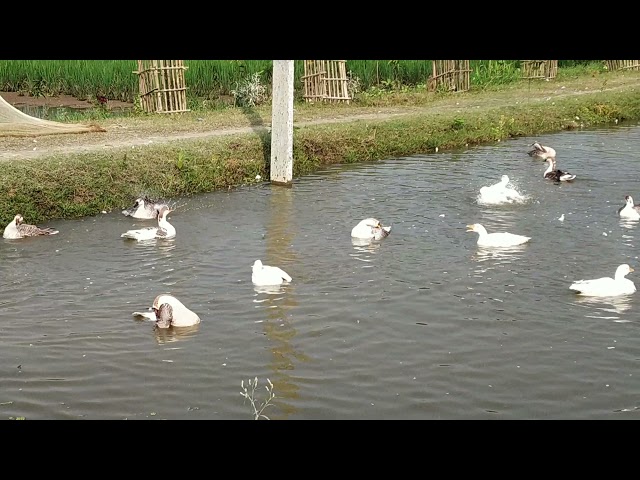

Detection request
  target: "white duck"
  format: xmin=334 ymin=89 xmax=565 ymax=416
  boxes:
xmin=3 ymin=214 xmax=59 ymax=239
xmin=528 ymin=141 xmax=556 ymax=160
xmin=121 ymin=206 xmax=175 ymax=241
xmin=479 ymin=175 xmax=525 ymax=203
xmin=252 ymin=260 xmax=292 ymax=286
xmin=618 ymin=195 xmax=640 ymax=220
xmin=122 ymin=196 xmax=168 ymax=219
xmin=132 ymin=294 xmax=201 ymax=328
xmin=569 ymin=264 xmax=636 ymax=297
xmin=351 ymin=218 xmax=392 ymax=241
xmin=466 ymin=223 xmax=531 ymax=247
xmin=543 ymin=158 xmax=576 ymax=182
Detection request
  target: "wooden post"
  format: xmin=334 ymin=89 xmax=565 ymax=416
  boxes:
xmin=270 ymin=60 xmax=295 ymax=186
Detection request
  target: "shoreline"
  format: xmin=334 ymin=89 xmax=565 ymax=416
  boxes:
xmin=1 ymin=70 xmax=640 ymax=228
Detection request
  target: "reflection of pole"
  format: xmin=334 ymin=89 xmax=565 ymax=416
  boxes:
xmin=261 ymin=185 xmax=308 ymax=418
xmin=270 ymin=60 xmax=294 ymax=186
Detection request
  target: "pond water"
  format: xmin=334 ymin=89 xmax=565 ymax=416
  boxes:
xmin=2 ymin=122 xmax=640 ymax=420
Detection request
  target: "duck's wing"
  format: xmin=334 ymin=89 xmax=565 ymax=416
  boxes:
xmin=17 ymin=223 xmax=58 ymax=237
xmin=528 ymin=143 xmax=545 ymax=156
xmin=569 ymin=276 xmax=627 ymax=295
xmin=269 ymin=266 xmax=292 ymax=282
xmin=155 ymin=227 xmax=169 ymax=238
xmin=557 ymin=169 xmax=576 ymax=181
xmin=121 ymin=226 xmax=157 ymax=240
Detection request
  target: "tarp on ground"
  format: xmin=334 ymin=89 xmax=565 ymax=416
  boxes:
xmin=0 ymin=94 xmax=105 ymax=137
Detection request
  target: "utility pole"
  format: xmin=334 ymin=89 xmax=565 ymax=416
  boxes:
xmin=270 ymin=60 xmax=295 ymax=186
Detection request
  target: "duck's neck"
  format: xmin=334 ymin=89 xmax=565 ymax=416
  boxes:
xmin=544 ymin=160 xmax=555 ymax=176
xmin=475 ymin=225 xmax=488 ymax=237
xmin=614 ymin=269 xmax=628 ymax=281
xmin=4 ymin=220 xmax=18 ymax=237
xmin=158 ymin=215 xmax=175 ymax=234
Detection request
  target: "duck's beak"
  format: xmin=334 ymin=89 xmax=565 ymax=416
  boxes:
xmin=466 ymin=224 xmax=474 ymax=232
xmin=630 ymin=267 xmax=635 ymax=273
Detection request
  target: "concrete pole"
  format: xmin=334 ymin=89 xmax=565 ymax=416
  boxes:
xmin=270 ymin=60 xmax=295 ymax=186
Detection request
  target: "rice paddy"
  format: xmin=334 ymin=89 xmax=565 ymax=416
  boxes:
xmin=0 ymin=60 xmax=602 ymax=105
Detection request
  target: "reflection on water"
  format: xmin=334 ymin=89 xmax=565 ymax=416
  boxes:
xmin=571 ymin=294 xmax=634 ymax=321
xmin=260 ymin=185 xmax=304 ymax=419
xmin=253 ymin=284 xmax=289 ymax=296
xmin=619 ymin=217 xmax=640 ymax=234
xmin=472 ymin=244 xmax=529 ymax=263
xmin=153 ymin=324 xmax=201 ymax=345
xmin=349 ymin=237 xmax=385 ymax=265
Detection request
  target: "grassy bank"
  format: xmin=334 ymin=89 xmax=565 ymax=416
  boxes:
xmin=1 ymin=77 xmax=639 ymax=228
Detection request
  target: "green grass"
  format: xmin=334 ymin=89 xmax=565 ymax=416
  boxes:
xmin=1 ymin=83 xmax=638 ymax=228
xmin=0 ymin=60 xmax=603 ymax=105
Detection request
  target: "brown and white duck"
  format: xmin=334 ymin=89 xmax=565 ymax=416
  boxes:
xmin=132 ymin=294 xmax=201 ymax=328
xmin=528 ymin=141 xmax=556 ymax=160
xmin=2 ymin=214 xmax=59 ymax=239
xmin=351 ymin=217 xmax=392 ymax=241
xmin=121 ymin=206 xmax=175 ymax=240
xmin=618 ymin=195 xmax=640 ymax=220
xmin=543 ymin=157 xmax=576 ymax=182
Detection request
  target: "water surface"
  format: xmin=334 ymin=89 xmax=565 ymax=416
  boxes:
xmin=1 ymin=122 xmax=640 ymax=419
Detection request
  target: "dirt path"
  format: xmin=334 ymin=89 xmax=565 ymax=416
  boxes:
xmin=2 ymin=72 xmax=640 ymax=161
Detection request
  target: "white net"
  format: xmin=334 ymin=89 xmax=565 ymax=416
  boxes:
xmin=0 ymin=94 xmax=106 ymax=137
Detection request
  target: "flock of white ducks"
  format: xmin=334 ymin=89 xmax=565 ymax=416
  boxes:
xmin=0 ymin=193 xmax=392 ymax=329
xmin=3 ymin=137 xmax=638 ymax=326
xmin=473 ymin=140 xmax=636 ymax=298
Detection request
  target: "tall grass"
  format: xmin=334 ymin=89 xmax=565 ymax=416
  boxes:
xmin=0 ymin=60 xmax=603 ymax=104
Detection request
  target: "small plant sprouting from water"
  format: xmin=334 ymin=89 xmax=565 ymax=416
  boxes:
xmin=231 ymin=71 xmax=268 ymax=108
xmin=240 ymin=377 xmax=275 ymax=420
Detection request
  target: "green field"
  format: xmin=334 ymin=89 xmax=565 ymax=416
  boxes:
xmin=0 ymin=60 xmax=601 ymax=105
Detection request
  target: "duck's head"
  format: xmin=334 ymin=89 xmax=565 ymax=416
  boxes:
xmin=14 ymin=214 xmax=24 ymax=225
xmin=152 ymin=294 xmax=181 ymax=327
xmin=625 ymin=195 xmax=635 ymax=206
xmin=501 ymin=175 xmax=510 ymax=184
xmin=361 ymin=217 xmax=383 ymax=229
xmin=157 ymin=206 xmax=172 ymax=220
xmin=252 ymin=259 xmax=263 ymax=270
xmin=616 ymin=264 xmax=635 ymax=278
xmin=466 ymin=223 xmax=480 ymax=232
xmin=154 ymin=303 xmax=174 ymax=329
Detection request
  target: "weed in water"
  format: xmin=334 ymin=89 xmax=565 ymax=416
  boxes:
xmin=240 ymin=377 xmax=275 ymax=420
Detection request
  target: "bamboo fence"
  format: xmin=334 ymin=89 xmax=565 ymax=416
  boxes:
xmin=134 ymin=60 xmax=189 ymax=113
xmin=302 ymin=60 xmax=350 ymax=103
xmin=427 ymin=60 xmax=471 ymax=92
xmin=521 ymin=60 xmax=558 ymax=79
xmin=605 ymin=60 xmax=640 ymax=71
